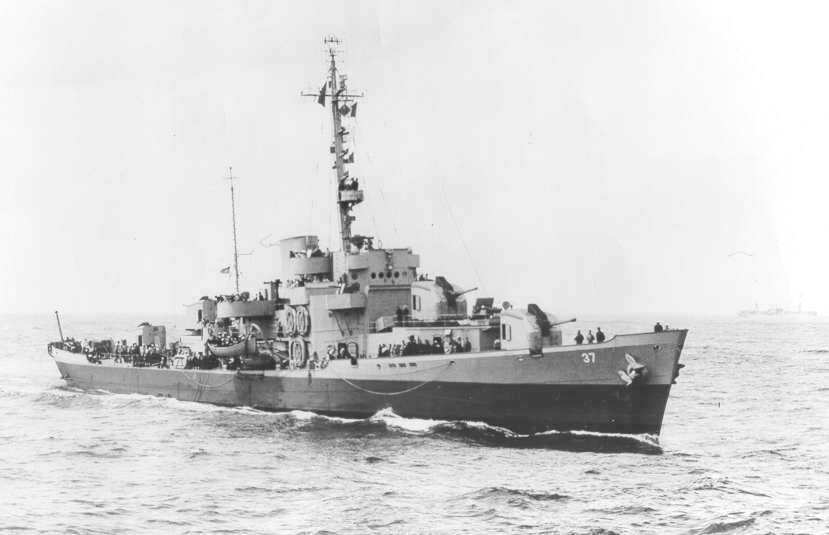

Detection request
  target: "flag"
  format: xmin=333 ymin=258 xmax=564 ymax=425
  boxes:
xmin=220 ymin=266 xmax=231 ymax=274
xmin=350 ymin=102 xmax=358 ymax=117
xmin=344 ymin=153 xmax=354 ymax=164
xmin=339 ymin=104 xmax=350 ymax=115
xmin=316 ymin=83 xmax=326 ymax=106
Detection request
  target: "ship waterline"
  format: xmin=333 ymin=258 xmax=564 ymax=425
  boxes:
xmin=51 ymin=329 xmax=686 ymax=435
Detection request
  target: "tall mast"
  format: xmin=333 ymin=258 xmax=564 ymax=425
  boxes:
xmin=226 ymin=166 xmax=241 ymax=294
xmin=304 ymin=36 xmax=364 ymax=253
xmin=328 ymin=46 xmax=348 ymax=250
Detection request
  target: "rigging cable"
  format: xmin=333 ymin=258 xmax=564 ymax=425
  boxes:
xmin=439 ymin=179 xmax=486 ymax=290
xmin=350 ymin=115 xmax=398 ymax=241
xmin=333 ymin=361 xmax=454 ymax=396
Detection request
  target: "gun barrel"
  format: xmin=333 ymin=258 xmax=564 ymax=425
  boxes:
xmin=550 ymin=318 xmax=577 ymax=327
xmin=453 ymin=287 xmax=479 ymax=298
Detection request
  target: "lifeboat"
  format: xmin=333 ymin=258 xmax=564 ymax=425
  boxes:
xmin=206 ymin=337 xmax=257 ymax=358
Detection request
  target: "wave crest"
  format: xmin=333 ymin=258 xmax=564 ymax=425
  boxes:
xmin=472 ymin=486 xmax=570 ymax=502
xmin=295 ymin=408 xmax=662 ymax=453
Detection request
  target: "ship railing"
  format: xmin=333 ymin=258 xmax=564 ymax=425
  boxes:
xmin=369 ymin=315 xmax=489 ymax=333
xmin=72 ymin=351 xmax=205 ymax=369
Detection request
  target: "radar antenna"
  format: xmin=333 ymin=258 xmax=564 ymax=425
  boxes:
xmin=302 ymin=36 xmax=365 ymax=253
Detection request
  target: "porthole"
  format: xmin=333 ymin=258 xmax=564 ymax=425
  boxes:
xmin=379 ymin=272 xmax=384 ymax=279
xmin=371 ymin=272 xmax=376 ymax=279
xmin=386 ymin=271 xmax=392 ymax=278
xmin=394 ymin=271 xmax=400 ymax=278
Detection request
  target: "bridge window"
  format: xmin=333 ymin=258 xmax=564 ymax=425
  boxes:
xmin=501 ymin=323 xmax=512 ymax=341
xmin=351 ymin=272 xmax=358 ymax=281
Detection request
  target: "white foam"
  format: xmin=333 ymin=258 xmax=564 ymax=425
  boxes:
xmin=369 ymin=407 xmax=447 ymax=433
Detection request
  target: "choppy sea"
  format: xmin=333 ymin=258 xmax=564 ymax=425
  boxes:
xmin=1 ymin=314 xmax=827 ymax=534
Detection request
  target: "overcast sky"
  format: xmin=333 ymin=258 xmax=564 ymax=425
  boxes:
xmin=1 ymin=1 xmax=827 ymax=317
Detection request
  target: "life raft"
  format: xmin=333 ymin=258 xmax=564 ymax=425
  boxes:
xmin=289 ymin=338 xmax=307 ymax=368
xmin=284 ymin=307 xmax=297 ymax=336
xmin=295 ymin=306 xmax=310 ymax=336
xmin=206 ymin=337 xmax=257 ymax=358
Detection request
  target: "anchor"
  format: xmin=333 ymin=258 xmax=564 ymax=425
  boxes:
xmin=617 ymin=353 xmax=648 ymax=386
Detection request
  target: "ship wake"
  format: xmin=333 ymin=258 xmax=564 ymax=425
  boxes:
xmin=33 ymin=387 xmax=663 ymax=453
xmin=297 ymin=408 xmax=663 ymax=454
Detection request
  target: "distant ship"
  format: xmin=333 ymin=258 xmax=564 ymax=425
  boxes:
xmin=47 ymin=37 xmax=687 ymax=436
xmin=738 ymin=303 xmax=818 ymax=318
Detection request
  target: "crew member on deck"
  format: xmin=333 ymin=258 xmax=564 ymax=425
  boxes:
xmin=596 ymin=327 xmax=605 ymax=343
xmin=587 ymin=329 xmax=595 ymax=344
xmin=575 ymin=330 xmax=584 ymax=345
xmin=654 ymin=322 xmax=664 ymax=333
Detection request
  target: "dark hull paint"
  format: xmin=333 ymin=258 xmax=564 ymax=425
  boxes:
xmin=54 ymin=364 xmax=672 ymax=435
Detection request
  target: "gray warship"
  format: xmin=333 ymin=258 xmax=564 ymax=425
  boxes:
xmin=48 ymin=38 xmax=687 ymax=436
xmin=738 ymin=303 xmax=817 ymax=318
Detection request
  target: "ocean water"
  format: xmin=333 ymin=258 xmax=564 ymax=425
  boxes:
xmin=0 ymin=314 xmax=827 ymax=534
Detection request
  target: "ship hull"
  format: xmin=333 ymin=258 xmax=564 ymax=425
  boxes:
xmin=50 ymin=330 xmax=686 ymax=435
